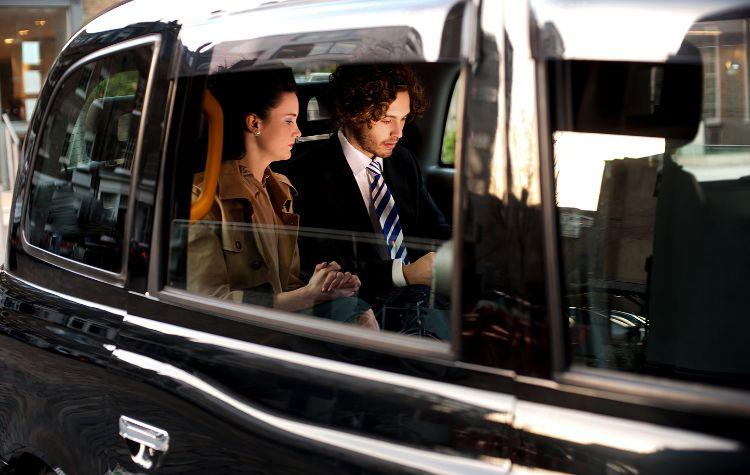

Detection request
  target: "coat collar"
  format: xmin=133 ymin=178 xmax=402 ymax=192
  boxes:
xmin=216 ymin=159 xmax=296 ymax=211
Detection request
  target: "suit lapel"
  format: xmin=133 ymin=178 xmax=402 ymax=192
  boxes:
xmin=325 ymin=137 xmax=375 ymax=234
xmin=382 ymin=148 xmax=414 ymax=231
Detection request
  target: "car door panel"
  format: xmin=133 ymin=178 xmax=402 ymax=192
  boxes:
xmin=0 ymin=270 xmax=124 ymax=474
xmin=105 ymin=293 xmax=517 ymax=473
xmin=511 ymin=380 xmax=750 ymax=474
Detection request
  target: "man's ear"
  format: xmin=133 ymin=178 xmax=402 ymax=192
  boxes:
xmin=245 ymin=113 xmax=261 ymax=133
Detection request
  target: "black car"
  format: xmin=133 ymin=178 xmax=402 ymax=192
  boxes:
xmin=2 ymin=0 xmax=750 ymax=473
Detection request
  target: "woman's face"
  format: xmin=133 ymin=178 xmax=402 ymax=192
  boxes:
xmin=253 ymin=92 xmax=301 ymax=162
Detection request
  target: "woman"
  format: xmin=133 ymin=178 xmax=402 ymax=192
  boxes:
xmin=187 ymin=68 xmax=377 ymax=329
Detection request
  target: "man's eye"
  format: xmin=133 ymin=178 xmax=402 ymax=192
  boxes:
xmin=382 ymin=119 xmax=392 ymax=124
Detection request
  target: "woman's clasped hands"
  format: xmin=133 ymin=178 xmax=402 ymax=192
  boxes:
xmin=306 ymin=261 xmax=361 ymax=303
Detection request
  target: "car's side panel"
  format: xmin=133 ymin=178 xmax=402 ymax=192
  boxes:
xmin=0 ymin=271 xmax=124 ymax=475
xmin=509 ymin=376 xmax=750 ymax=473
xmin=0 ymin=19 xmax=178 ymax=475
xmin=107 ymin=294 xmax=517 ymax=473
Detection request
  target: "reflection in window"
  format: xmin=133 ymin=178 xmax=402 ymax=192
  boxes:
xmin=555 ymin=19 xmax=750 ymax=389
xmin=441 ymin=82 xmax=459 ymax=166
xmin=25 ymin=45 xmax=153 ymax=273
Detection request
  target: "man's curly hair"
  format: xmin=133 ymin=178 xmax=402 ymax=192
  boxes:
xmin=329 ymin=64 xmax=428 ymax=129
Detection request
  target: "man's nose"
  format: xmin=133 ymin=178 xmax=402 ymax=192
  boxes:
xmin=392 ymin=122 xmax=404 ymax=138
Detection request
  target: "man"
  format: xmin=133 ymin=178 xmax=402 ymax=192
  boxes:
xmin=287 ymin=64 xmax=451 ymax=327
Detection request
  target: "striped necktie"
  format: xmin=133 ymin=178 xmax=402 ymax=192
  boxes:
xmin=367 ymin=159 xmax=409 ymax=264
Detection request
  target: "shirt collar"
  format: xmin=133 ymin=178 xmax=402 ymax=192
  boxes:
xmin=338 ymin=129 xmax=382 ymax=176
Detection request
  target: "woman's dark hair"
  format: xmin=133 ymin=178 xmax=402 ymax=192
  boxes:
xmin=329 ymin=64 xmax=427 ymax=129
xmin=210 ymin=65 xmax=297 ymax=159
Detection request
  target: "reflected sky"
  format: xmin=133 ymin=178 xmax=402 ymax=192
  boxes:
xmin=554 ymin=132 xmax=665 ymax=211
xmin=530 ymin=0 xmax=731 ymax=61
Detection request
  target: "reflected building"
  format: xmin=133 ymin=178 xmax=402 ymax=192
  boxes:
xmin=688 ymin=19 xmax=750 ymax=145
xmin=0 ymin=0 xmax=119 ymax=128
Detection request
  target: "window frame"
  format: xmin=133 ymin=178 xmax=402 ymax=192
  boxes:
xmin=145 ymin=60 xmax=472 ymax=363
xmin=20 ymin=34 xmax=161 ymax=287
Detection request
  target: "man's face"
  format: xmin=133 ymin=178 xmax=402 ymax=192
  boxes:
xmin=348 ymin=91 xmax=410 ymax=158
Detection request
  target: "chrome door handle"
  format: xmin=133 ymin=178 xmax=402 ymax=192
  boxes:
xmin=118 ymin=415 xmax=170 ymax=469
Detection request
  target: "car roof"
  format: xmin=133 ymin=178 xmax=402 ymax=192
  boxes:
xmin=67 ymin=0 xmax=468 ymax=72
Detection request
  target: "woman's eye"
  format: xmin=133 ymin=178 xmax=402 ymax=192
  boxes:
xmin=382 ymin=120 xmax=392 ymax=125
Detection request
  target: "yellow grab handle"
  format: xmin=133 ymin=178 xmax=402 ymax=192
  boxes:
xmin=190 ymin=89 xmax=223 ymax=221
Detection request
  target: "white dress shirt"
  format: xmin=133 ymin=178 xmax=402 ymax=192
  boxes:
xmin=338 ymin=130 xmax=407 ymax=287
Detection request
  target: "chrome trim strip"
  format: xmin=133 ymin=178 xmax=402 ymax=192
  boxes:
xmin=510 ymin=466 xmax=569 ymax=475
xmin=66 ymin=35 xmax=161 ymax=79
xmin=123 ymin=313 xmax=515 ymax=416
xmin=560 ymin=367 xmax=750 ymax=417
xmin=157 ymin=285 xmax=453 ymax=361
xmin=296 ymin=133 xmax=331 ymax=143
xmin=2 ymin=270 xmax=127 ymax=318
xmin=19 ymin=34 xmax=162 ymax=287
xmin=112 ymin=347 xmax=512 ymax=474
xmin=146 ymin=77 xmax=177 ymax=295
xmin=514 ymin=400 xmax=740 ymax=454
xmin=122 ymin=34 xmax=162 ymax=284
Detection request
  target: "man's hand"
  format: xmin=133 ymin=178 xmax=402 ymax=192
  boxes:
xmin=402 ymin=252 xmax=435 ymax=286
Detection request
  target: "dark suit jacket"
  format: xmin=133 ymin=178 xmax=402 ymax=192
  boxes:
xmin=285 ymin=134 xmax=451 ymax=301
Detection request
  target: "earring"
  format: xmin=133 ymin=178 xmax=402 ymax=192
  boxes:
xmin=254 ymin=129 xmax=260 ymax=136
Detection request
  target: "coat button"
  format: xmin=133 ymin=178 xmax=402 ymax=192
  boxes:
xmin=251 ymin=260 xmax=262 ymax=270
xmin=235 ymin=241 xmax=242 ymax=250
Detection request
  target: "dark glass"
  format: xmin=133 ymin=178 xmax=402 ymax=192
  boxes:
xmin=554 ymin=19 xmax=750 ymax=389
xmin=24 ymin=45 xmax=153 ymax=273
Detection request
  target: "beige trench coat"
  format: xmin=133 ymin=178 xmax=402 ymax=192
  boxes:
xmin=187 ymin=160 xmax=303 ymax=305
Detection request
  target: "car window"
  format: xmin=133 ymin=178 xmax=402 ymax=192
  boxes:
xmin=553 ymin=18 xmax=750 ymax=389
xmin=440 ymin=82 xmax=459 ymax=167
xmin=164 ymin=63 xmax=457 ymax=345
xmin=25 ymin=44 xmax=153 ymax=273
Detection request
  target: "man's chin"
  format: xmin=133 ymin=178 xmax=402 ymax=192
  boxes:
xmin=378 ymin=148 xmax=395 ymax=158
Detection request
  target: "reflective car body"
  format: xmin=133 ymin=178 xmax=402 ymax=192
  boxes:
xmin=1 ymin=0 xmax=750 ymax=474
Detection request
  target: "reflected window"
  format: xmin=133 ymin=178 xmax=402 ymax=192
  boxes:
xmin=553 ymin=18 xmax=750 ymax=389
xmin=25 ymin=44 xmax=153 ymax=273
xmin=440 ymin=81 xmax=459 ymax=166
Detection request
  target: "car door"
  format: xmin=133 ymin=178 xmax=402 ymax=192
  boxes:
xmin=102 ymin=1 xmax=531 ymax=473
xmin=481 ymin=1 xmax=750 ymax=473
xmin=0 ymin=34 xmax=160 ymax=474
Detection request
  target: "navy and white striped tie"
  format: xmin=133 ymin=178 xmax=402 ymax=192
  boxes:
xmin=367 ymin=160 xmax=409 ymax=264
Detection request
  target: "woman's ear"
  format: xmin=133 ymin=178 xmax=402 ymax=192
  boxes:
xmin=245 ymin=113 xmax=261 ymax=135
